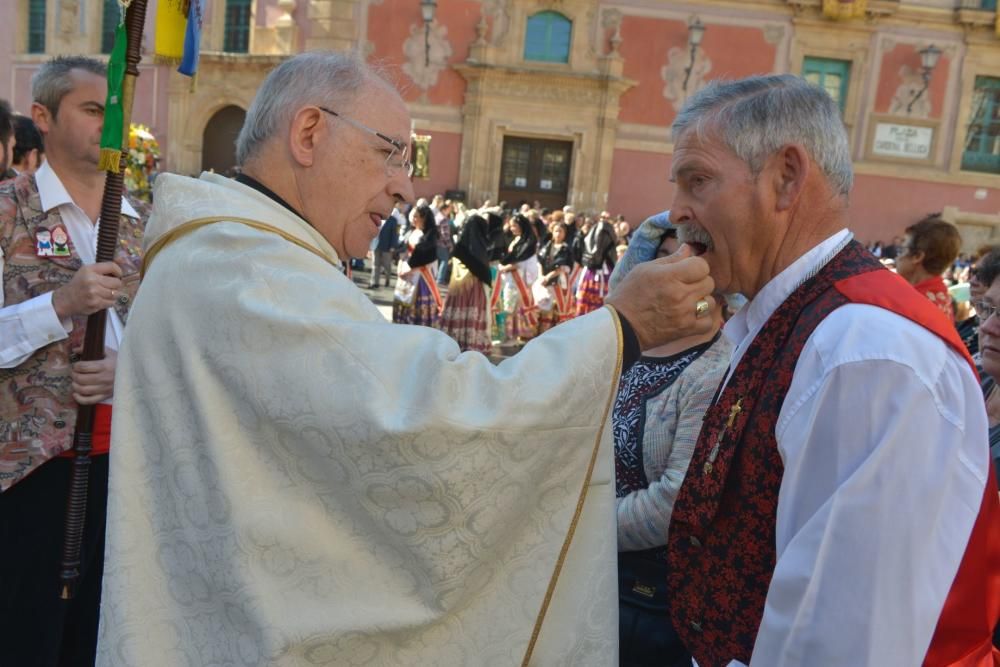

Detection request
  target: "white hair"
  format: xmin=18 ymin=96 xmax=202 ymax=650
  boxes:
xmin=671 ymin=74 xmax=853 ymax=197
xmin=235 ymin=51 xmax=376 ymax=166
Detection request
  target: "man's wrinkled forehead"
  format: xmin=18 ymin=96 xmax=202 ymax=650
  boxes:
xmin=669 ymin=126 xmax=747 ymax=178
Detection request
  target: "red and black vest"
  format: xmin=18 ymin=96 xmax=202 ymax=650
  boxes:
xmin=666 ymin=240 xmax=1000 ymax=667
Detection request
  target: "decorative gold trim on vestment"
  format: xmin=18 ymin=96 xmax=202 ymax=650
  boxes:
xmin=521 ymin=305 xmax=624 ymax=666
xmin=141 ymin=216 xmax=337 ymax=278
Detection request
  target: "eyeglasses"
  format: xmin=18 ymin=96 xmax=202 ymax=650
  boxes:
xmin=318 ymin=107 xmax=413 ymax=177
xmin=974 ymin=299 xmax=999 ymax=322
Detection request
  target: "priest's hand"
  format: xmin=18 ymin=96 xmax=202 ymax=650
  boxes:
xmin=71 ymin=348 xmax=117 ymax=405
xmin=53 ymin=262 xmax=124 ymax=320
xmin=605 ymin=244 xmax=715 ymax=351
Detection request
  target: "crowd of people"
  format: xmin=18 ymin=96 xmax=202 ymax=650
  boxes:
xmin=377 ymin=196 xmax=636 ymax=352
xmin=1 ymin=51 xmax=998 ymax=667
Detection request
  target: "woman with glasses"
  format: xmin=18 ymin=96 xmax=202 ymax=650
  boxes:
xmin=970 ymin=248 xmax=1000 ymax=490
xmin=610 ymin=227 xmax=733 ymax=667
xmin=392 ymin=205 xmax=441 ymax=328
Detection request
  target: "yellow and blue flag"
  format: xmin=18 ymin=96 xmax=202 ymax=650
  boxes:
xmin=154 ymin=0 xmax=201 ymax=77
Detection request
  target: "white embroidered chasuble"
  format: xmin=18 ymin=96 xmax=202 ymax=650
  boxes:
xmin=97 ymin=173 xmax=621 ymax=666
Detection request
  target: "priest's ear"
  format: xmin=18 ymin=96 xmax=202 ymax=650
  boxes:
xmin=287 ymin=106 xmax=326 ymax=168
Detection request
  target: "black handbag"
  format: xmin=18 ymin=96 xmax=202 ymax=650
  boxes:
xmin=618 ymin=550 xmax=691 ymax=667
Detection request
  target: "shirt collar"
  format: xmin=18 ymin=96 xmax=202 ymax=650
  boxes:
xmin=723 ymin=228 xmax=853 ymax=348
xmin=35 ymin=160 xmax=140 ymax=219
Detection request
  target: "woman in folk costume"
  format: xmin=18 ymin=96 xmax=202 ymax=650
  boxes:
xmin=575 ymin=215 xmax=618 ymax=316
xmin=532 ymin=220 xmax=575 ymax=334
xmin=438 ymin=213 xmax=493 ymax=353
xmin=610 ymin=225 xmax=733 ymax=667
xmin=496 ymin=213 xmax=539 ymax=344
xmin=392 ymin=204 xmax=442 ymax=327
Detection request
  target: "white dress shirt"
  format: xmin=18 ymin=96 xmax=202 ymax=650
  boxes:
xmin=711 ymin=230 xmax=990 ymax=666
xmin=0 ymin=161 xmax=137 ymax=368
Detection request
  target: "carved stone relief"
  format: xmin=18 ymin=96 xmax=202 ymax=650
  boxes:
xmin=662 ymin=46 xmax=712 ymax=112
xmin=763 ymin=25 xmax=785 ymax=45
xmin=470 ymin=76 xmax=606 ymax=105
xmin=481 ymin=0 xmax=511 ymax=46
xmin=888 ymin=64 xmax=931 ymax=118
xmin=402 ymin=22 xmax=453 ymax=97
xmin=60 ymin=0 xmax=81 ymax=35
xmin=601 ymin=9 xmax=623 ymax=56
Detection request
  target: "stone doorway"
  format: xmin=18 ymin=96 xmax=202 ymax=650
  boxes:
xmin=498 ymin=136 xmax=573 ymax=210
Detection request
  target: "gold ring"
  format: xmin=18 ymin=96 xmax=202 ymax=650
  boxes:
xmin=695 ymin=298 xmax=710 ymax=318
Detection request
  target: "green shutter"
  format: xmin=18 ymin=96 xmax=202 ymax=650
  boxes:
xmin=524 ymin=12 xmax=572 ymax=64
xmin=28 ymin=0 xmax=46 ymax=54
xmin=962 ymin=76 xmax=1000 ymax=174
xmin=224 ymin=0 xmax=252 ymax=53
xmin=802 ymin=57 xmax=851 ymax=114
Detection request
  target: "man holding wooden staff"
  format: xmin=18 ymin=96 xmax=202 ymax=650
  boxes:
xmin=0 ymin=56 xmax=146 ymax=666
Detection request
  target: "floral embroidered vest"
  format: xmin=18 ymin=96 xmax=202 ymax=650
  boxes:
xmin=665 ymin=241 xmax=992 ymax=667
xmin=0 ymin=171 xmax=146 ymax=491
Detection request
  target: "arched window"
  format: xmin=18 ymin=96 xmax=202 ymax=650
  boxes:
xmin=224 ymin=0 xmax=252 ymax=53
xmin=524 ymin=11 xmax=571 ymax=64
xmin=27 ymin=0 xmax=46 ymax=54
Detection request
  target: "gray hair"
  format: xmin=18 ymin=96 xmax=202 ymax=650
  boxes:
xmin=31 ymin=56 xmax=107 ymax=118
xmin=672 ymin=74 xmax=853 ymax=196
xmin=235 ymin=51 xmax=376 ymax=165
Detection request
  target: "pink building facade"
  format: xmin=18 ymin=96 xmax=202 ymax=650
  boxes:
xmin=4 ymin=0 xmax=1000 ymax=244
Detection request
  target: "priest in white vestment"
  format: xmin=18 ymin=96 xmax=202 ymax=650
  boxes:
xmin=96 ymin=53 xmax=717 ymax=666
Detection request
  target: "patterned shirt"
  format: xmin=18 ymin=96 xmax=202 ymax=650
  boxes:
xmin=913 ymin=275 xmax=954 ymax=322
xmin=612 ymin=334 xmax=731 ymax=554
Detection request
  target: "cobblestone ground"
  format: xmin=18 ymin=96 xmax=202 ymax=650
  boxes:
xmin=348 ymin=262 xmax=519 ymax=361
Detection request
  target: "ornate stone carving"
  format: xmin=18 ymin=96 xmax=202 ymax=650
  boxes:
xmin=822 ymin=0 xmax=866 ymax=20
xmin=402 ymin=22 xmax=453 ymax=95
xmin=888 ymin=64 xmax=931 ymax=118
xmin=468 ymin=75 xmax=605 ymax=105
xmin=602 ymin=9 xmax=623 ymax=56
xmin=661 ymin=45 xmax=712 ymax=112
xmin=473 ymin=13 xmax=489 ymax=47
xmin=481 ymin=0 xmax=511 ymax=46
xmin=763 ymin=25 xmax=785 ymax=45
xmin=60 ymin=0 xmax=81 ymax=35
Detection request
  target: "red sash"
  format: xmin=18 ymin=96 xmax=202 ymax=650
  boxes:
xmin=417 ymin=266 xmax=443 ymax=314
xmin=489 ymin=274 xmax=503 ymax=312
xmin=568 ymin=265 xmax=582 ymax=291
xmin=552 ymin=280 xmax=570 ymax=320
xmin=563 ymin=265 xmax=582 ymax=320
xmin=509 ymin=269 xmax=538 ymax=328
xmin=837 ymin=271 xmax=1000 ymax=667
